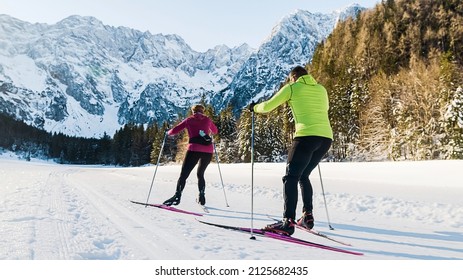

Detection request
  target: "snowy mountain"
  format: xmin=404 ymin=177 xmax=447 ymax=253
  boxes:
xmin=0 ymin=14 xmax=252 ymax=137
xmin=0 ymin=5 xmax=363 ymax=138
xmin=214 ymin=5 xmax=365 ymax=111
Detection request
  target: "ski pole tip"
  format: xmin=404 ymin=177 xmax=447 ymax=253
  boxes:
xmin=250 ymin=236 xmax=256 ymax=240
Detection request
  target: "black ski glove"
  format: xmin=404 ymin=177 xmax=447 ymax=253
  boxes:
xmin=248 ymin=101 xmax=257 ymax=112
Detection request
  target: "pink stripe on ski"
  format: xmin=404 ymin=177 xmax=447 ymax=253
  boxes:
xmin=263 ymin=232 xmax=363 ymax=255
xmin=130 ymin=200 xmax=203 ymax=216
xmin=156 ymin=204 xmax=204 ymax=216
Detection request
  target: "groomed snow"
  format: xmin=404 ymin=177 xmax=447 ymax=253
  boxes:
xmin=0 ymin=154 xmax=462 ymax=278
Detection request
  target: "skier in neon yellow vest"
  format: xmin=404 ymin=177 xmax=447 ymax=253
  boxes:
xmin=250 ymin=65 xmax=333 ymax=236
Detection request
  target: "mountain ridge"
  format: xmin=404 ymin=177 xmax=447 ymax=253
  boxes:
xmin=0 ymin=5 xmax=364 ymax=137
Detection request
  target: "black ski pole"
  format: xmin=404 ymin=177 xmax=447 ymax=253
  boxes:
xmin=318 ymin=164 xmax=334 ymax=230
xmin=213 ymin=141 xmax=230 ymax=207
xmin=250 ymin=110 xmax=256 ymax=240
xmin=145 ymin=131 xmax=168 ymax=206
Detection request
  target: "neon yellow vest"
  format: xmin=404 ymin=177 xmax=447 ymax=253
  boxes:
xmin=254 ymin=74 xmax=333 ymax=139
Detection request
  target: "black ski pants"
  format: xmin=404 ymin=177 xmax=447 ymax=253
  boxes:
xmin=283 ymin=136 xmax=332 ymax=220
xmin=176 ymin=150 xmax=212 ymax=195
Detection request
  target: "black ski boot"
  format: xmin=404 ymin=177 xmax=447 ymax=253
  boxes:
xmin=263 ymin=218 xmax=295 ymax=236
xmin=197 ymin=191 xmax=206 ymax=206
xmin=163 ymin=192 xmax=181 ymax=206
xmin=297 ymin=212 xmax=314 ymax=229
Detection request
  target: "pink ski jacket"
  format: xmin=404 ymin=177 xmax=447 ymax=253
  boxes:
xmin=167 ymin=113 xmax=218 ymax=154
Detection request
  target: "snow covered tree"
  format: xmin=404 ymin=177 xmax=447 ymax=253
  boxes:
xmin=444 ymin=87 xmax=463 ymax=158
xmin=235 ymin=103 xmax=291 ymax=163
xmin=256 ymin=106 xmax=287 ymax=162
xmin=236 ymin=109 xmax=253 ymax=162
xmin=215 ymin=105 xmax=238 ymax=163
xmin=441 ymin=52 xmax=463 ymax=159
xmin=150 ymin=121 xmax=172 ymax=164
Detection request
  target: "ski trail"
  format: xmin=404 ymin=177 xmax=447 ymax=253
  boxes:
xmin=0 ymin=166 xmax=83 ymax=259
xmin=63 ymin=168 xmax=197 ymax=259
xmin=31 ymin=169 xmax=88 ymax=259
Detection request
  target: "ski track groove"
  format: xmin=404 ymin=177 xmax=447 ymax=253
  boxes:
xmin=64 ymin=169 xmax=197 ymax=259
xmin=43 ymin=171 xmax=71 ymax=259
xmin=33 ymin=170 xmax=83 ymax=259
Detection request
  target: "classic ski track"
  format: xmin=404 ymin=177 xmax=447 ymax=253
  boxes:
xmin=63 ymin=169 xmax=196 ymax=259
xmin=45 ymin=171 xmax=74 ymax=259
xmin=30 ymin=170 xmax=78 ymax=259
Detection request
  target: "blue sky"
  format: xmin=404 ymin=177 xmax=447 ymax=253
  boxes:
xmin=1 ymin=0 xmax=380 ymax=51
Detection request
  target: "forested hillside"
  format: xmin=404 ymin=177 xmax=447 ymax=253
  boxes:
xmin=309 ymin=0 xmax=463 ymax=160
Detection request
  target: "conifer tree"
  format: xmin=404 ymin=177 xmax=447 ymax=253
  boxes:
xmin=236 ymin=109 xmax=253 ymax=162
xmin=150 ymin=121 xmax=171 ymax=164
xmin=441 ymin=52 xmax=463 ymax=159
xmin=215 ymin=105 xmax=238 ymax=163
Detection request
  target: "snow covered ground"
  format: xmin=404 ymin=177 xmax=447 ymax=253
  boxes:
xmin=0 ymin=152 xmax=462 ymax=278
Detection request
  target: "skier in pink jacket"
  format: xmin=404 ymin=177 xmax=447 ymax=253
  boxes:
xmin=163 ymin=104 xmax=218 ymax=206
